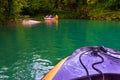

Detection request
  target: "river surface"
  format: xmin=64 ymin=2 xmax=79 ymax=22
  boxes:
xmin=0 ymin=19 xmax=120 ymax=80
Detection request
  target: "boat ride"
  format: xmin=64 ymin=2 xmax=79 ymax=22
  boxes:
xmin=44 ymin=18 xmax=57 ymax=20
xmin=42 ymin=46 xmax=120 ymax=80
xmin=44 ymin=14 xmax=58 ymax=20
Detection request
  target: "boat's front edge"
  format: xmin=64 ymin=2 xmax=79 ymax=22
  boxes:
xmin=42 ymin=57 xmax=69 ymax=80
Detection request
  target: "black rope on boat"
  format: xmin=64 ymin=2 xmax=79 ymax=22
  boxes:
xmin=79 ymin=50 xmax=92 ymax=80
xmin=99 ymin=46 xmax=120 ymax=59
xmin=77 ymin=46 xmax=120 ymax=80
xmin=79 ymin=46 xmax=106 ymax=80
xmin=90 ymin=47 xmax=105 ymax=80
xmin=92 ymin=54 xmax=105 ymax=80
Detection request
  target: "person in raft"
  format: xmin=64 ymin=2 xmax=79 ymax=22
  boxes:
xmin=49 ymin=14 xmax=54 ymax=18
xmin=45 ymin=14 xmax=58 ymax=19
xmin=55 ymin=14 xmax=58 ymax=19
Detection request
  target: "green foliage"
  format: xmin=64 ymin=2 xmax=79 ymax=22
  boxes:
xmin=106 ymin=0 xmax=120 ymax=10
xmin=12 ymin=0 xmax=28 ymax=18
xmin=0 ymin=0 xmax=28 ymax=24
xmin=87 ymin=0 xmax=98 ymax=5
xmin=1 ymin=0 xmax=120 ymax=25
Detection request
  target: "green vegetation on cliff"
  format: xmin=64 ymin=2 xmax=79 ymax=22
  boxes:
xmin=0 ymin=0 xmax=120 ymax=24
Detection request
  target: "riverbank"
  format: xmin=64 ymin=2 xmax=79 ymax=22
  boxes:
xmin=2 ymin=9 xmax=120 ymax=26
xmin=55 ymin=9 xmax=120 ymax=21
xmin=89 ymin=10 xmax=120 ymax=21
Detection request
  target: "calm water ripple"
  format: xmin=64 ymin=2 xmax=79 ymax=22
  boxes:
xmin=0 ymin=19 xmax=120 ymax=79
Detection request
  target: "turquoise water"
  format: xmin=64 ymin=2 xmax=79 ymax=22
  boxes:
xmin=0 ymin=19 xmax=120 ymax=80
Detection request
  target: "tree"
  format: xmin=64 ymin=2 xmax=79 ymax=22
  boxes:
xmin=106 ymin=0 xmax=120 ymax=10
xmin=0 ymin=0 xmax=27 ymax=24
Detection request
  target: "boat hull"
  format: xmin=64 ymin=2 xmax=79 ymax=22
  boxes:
xmin=44 ymin=18 xmax=58 ymax=20
xmin=42 ymin=57 xmax=68 ymax=80
xmin=42 ymin=46 xmax=120 ymax=80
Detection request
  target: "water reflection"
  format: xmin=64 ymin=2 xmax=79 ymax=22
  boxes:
xmin=1 ymin=19 xmax=120 ymax=80
xmin=0 ymin=67 xmax=9 ymax=79
xmin=32 ymin=54 xmax=53 ymax=80
xmin=85 ymin=20 xmax=120 ymax=49
xmin=45 ymin=19 xmax=58 ymax=28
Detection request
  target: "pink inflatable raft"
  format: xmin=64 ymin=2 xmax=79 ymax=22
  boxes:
xmin=22 ymin=20 xmax=41 ymax=25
